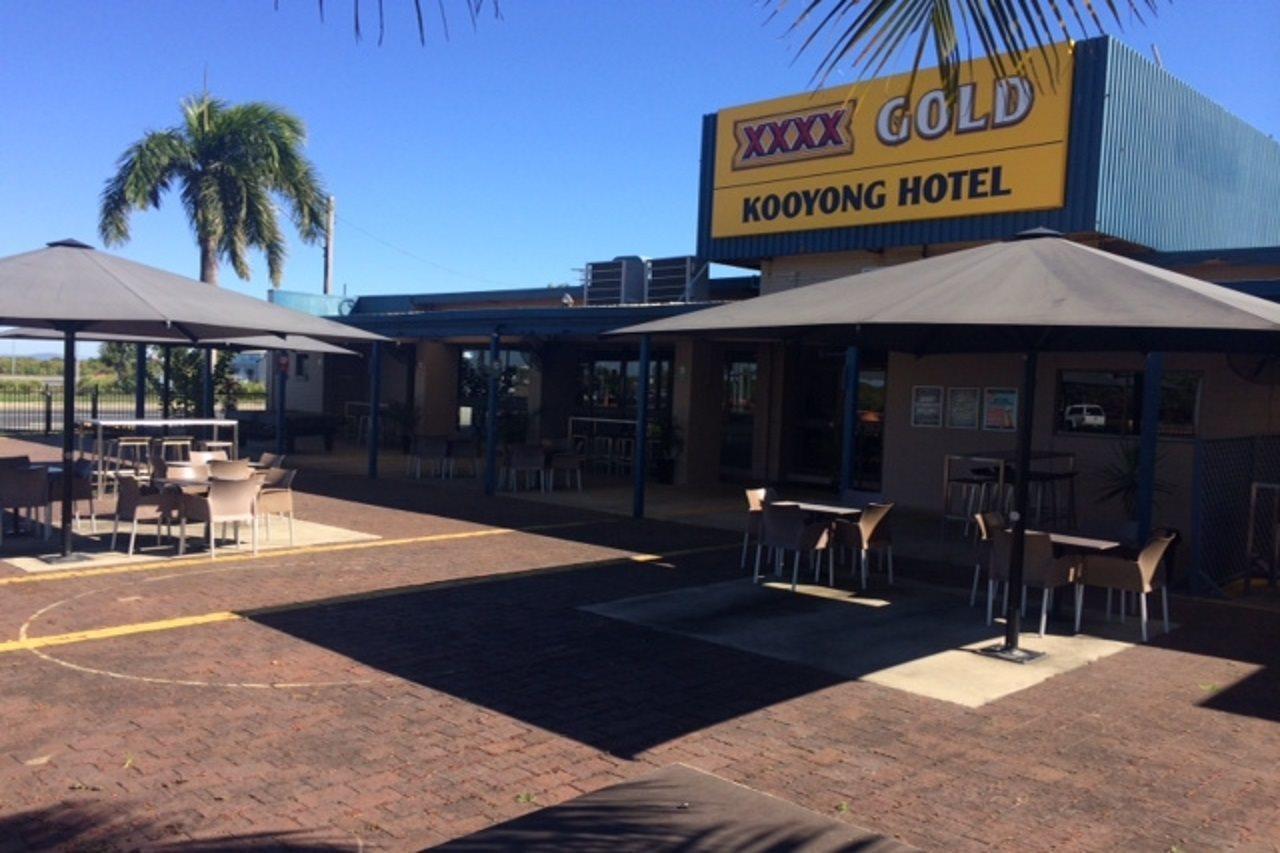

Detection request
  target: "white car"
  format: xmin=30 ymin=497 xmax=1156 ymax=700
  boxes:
xmin=1063 ymin=404 xmax=1106 ymax=430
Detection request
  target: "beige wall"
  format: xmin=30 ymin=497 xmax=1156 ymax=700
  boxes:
xmin=672 ymin=339 xmax=724 ymax=485
xmin=881 ymin=351 xmax=1280 ymax=558
xmin=415 ymin=341 xmax=458 ymax=436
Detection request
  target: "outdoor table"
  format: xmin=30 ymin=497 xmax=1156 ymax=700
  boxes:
xmin=1244 ymin=481 xmax=1280 ymax=589
xmin=777 ymin=500 xmax=863 ymax=518
xmin=82 ymin=418 xmax=239 ymax=498
xmin=942 ymin=449 xmax=1075 ymax=526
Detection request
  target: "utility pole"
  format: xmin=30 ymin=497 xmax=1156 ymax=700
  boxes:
xmin=323 ymin=195 xmax=336 ymax=295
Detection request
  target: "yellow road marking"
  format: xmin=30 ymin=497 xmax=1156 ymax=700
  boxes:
xmin=3 ymin=543 xmax=734 ymax=657
xmin=0 ymin=611 xmax=239 ymax=653
xmin=0 ymin=520 xmax=610 ymax=587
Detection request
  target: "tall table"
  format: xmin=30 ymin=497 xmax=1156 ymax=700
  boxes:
xmin=942 ymin=449 xmax=1075 ymax=527
xmin=81 ymin=418 xmax=239 ymax=497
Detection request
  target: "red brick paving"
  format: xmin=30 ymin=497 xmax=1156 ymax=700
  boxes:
xmin=0 ymin=437 xmax=1277 ymax=850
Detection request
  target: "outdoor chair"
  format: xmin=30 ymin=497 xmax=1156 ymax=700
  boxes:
xmin=51 ymin=458 xmax=98 ymax=533
xmin=188 ymin=450 xmax=229 ymax=466
xmin=257 ymin=468 xmax=296 ymax=545
xmin=208 ymin=459 xmax=252 ymax=481
xmin=1075 ymin=532 xmax=1176 ymax=642
xmin=971 ymin=510 xmax=1006 ymax=606
xmin=255 ymin=452 xmax=285 ymax=468
xmin=754 ymin=502 xmax=832 ymax=591
xmin=110 ymin=475 xmax=170 ymax=556
xmin=407 ymin=437 xmax=449 ymax=478
xmin=832 ymin=502 xmax=895 ymax=588
xmin=548 ymin=450 xmax=584 ymax=492
xmin=740 ymin=486 xmax=778 ymax=569
xmin=988 ymin=528 xmax=1081 ymax=637
xmin=0 ymin=465 xmax=51 ymax=544
xmin=178 ymin=478 xmax=262 ymax=558
xmin=505 ymin=444 xmax=547 ymax=492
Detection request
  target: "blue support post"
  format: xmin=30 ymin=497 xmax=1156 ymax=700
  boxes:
xmin=632 ymin=334 xmax=652 ymax=519
xmin=134 ymin=344 xmax=147 ymax=418
xmin=274 ymin=350 xmax=288 ymax=456
xmin=1136 ymin=351 xmax=1165 ymax=545
xmin=201 ymin=349 xmax=214 ymax=417
xmin=367 ymin=342 xmax=382 ymax=479
xmin=839 ymin=345 xmax=861 ymax=497
xmin=483 ymin=331 xmax=501 ymax=496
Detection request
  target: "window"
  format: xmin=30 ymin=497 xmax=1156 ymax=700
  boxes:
xmin=1055 ymin=369 xmax=1201 ymax=436
xmin=572 ymin=351 xmax=673 ymax=418
xmin=294 ymin=353 xmax=309 ymax=379
xmin=457 ymin=347 xmax=533 ymax=433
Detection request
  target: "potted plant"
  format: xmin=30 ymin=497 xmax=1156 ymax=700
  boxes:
xmin=1097 ymin=443 xmax=1170 ymax=543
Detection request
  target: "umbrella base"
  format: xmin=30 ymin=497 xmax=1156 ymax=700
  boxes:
xmin=38 ymin=552 xmax=93 ymax=565
xmin=977 ymin=643 xmax=1046 ymax=664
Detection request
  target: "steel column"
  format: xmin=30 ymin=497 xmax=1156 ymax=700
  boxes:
xmin=201 ymin=349 xmax=214 ymax=417
xmin=134 ymin=344 xmax=147 ymax=418
xmin=274 ymin=350 xmax=288 ymax=457
xmin=632 ymin=334 xmax=652 ymax=519
xmin=839 ymin=345 xmax=861 ymax=496
xmin=367 ymin=342 xmax=382 ymax=479
xmin=483 ymin=331 xmax=501 ymax=496
xmin=1136 ymin=352 xmax=1165 ymax=544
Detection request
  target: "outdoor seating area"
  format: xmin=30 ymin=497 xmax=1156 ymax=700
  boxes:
xmin=405 ymin=434 xmax=586 ymax=493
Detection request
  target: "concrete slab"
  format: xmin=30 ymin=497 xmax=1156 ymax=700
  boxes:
xmin=4 ymin=518 xmax=378 ymax=572
xmin=435 ymin=763 xmax=914 ymax=852
xmin=585 ymin=578 xmax=1164 ymax=708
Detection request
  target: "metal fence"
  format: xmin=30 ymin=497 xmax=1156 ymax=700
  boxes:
xmin=1191 ymin=435 xmax=1280 ymax=595
xmin=0 ymin=389 xmax=267 ymax=433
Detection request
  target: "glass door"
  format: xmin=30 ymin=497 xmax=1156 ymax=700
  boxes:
xmin=786 ymin=348 xmax=886 ymax=491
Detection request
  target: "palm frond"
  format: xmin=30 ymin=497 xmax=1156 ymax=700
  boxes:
xmin=769 ymin=0 xmax=1165 ymax=97
xmin=306 ymin=0 xmax=498 ymax=45
xmin=98 ymin=131 xmax=191 ymax=246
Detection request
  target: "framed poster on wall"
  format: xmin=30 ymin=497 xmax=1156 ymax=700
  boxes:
xmin=911 ymin=385 xmax=944 ymax=427
xmin=983 ymin=387 xmax=1018 ymax=431
xmin=947 ymin=387 xmax=980 ymax=430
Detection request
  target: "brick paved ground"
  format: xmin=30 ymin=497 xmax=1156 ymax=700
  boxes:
xmin=0 ymin=437 xmax=1277 ymax=850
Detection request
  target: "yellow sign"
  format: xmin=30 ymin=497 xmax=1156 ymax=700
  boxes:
xmin=711 ymin=45 xmax=1074 ymax=238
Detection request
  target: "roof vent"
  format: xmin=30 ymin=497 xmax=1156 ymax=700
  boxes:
xmin=46 ymin=238 xmax=94 ymax=249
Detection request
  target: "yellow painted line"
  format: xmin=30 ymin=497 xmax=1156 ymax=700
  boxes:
xmin=1 ymin=611 xmax=239 ymax=653
xmin=0 ymin=520 xmax=610 ymax=587
xmin=3 ymin=542 xmax=735 ymax=656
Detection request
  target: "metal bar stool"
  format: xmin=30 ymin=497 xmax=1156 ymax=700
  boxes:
xmin=158 ymin=436 xmax=194 ymax=462
xmin=200 ymin=439 xmax=236 ymax=460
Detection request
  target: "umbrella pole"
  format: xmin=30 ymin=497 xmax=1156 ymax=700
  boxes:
xmin=980 ymin=349 xmax=1044 ymax=663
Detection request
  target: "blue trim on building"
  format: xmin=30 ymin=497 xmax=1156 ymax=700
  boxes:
xmin=1144 ymin=247 xmax=1280 ymax=268
xmin=332 ymin=303 xmax=709 ymax=341
xmin=351 ymin=286 xmax=583 ymax=316
xmin=269 ymin=290 xmax=355 ymax=317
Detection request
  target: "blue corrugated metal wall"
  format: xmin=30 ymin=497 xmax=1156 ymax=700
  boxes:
xmin=1095 ymin=40 xmax=1280 ymax=251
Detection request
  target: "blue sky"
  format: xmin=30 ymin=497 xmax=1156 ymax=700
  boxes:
xmin=1 ymin=1 xmax=1277 ymax=353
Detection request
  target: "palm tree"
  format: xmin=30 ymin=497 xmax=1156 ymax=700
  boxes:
xmin=99 ymin=94 xmax=327 ymax=287
xmin=771 ymin=0 xmax=1165 ymax=95
xmin=310 ymin=1 xmax=1163 ymax=98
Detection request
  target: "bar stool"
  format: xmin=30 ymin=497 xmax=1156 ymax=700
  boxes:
xmin=116 ymin=437 xmax=151 ymax=478
xmin=200 ymin=439 xmax=236 ymax=460
xmin=945 ymin=470 xmax=996 ymax=537
xmin=158 ymin=437 xmax=193 ymax=462
xmin=591 ymin=435 xmax=614 ymax=473
xmin=612 ymin=436 xmax=635 ymax=475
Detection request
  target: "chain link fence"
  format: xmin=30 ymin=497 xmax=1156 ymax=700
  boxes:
xmin=1192 ymin=435 xmax=1280 ymax=595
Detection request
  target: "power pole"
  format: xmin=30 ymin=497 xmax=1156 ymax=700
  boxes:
xmin=323 ymin=195 xmax=336 ymax=295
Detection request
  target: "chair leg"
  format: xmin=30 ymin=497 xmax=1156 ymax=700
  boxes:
xmin=251 ymin=517 xmax=258 ymax=556
xmin=741 ymin=528 xmax=750 ymax=570
xmin=970 ymin=562 xmax=981 ymax=607
xmin=1074 ymin=584 xmax=1084 ymax=633
xmin=1002 ymin=582 xmax=1009 ymax=619
xmin=859 ymin=549 xmax=868 ymax=588
xmin=1161 ymin=586 xmax=1170 ymax=633
xmin=791 ymin=551 xmax=800 ymax=591
xmin=208 ymin=523 xmax=216 ymax=560
xmin=753 ymin=544 xmax=763 ymax=583
xmin=987 ymin=578 xmax=995 ymax=625
xmin=178 ymin=519 xmax=186 ymax=556
xmin=886 ymin=546 xmax=894 ymax=585
xmin=1039 ymin=588 xmax=1050 ymax=637
xmin=127 ymin=522 xmax=138 ymax=556
xmin=1139 ymin=591 xmax=1149 ymax=642
xmin=288 ymin=511 xmax=295 ymax=547
xmin=111 ymin=516 xmax=120 ymax=549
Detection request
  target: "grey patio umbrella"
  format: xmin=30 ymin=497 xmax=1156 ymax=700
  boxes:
xmin=0 ymin=327 xmax=359 ymax=356
xmin=0 ymin=239 xmax=384 ymax=561
xmin=613 ymin=233 xmax=1280 ymax=659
